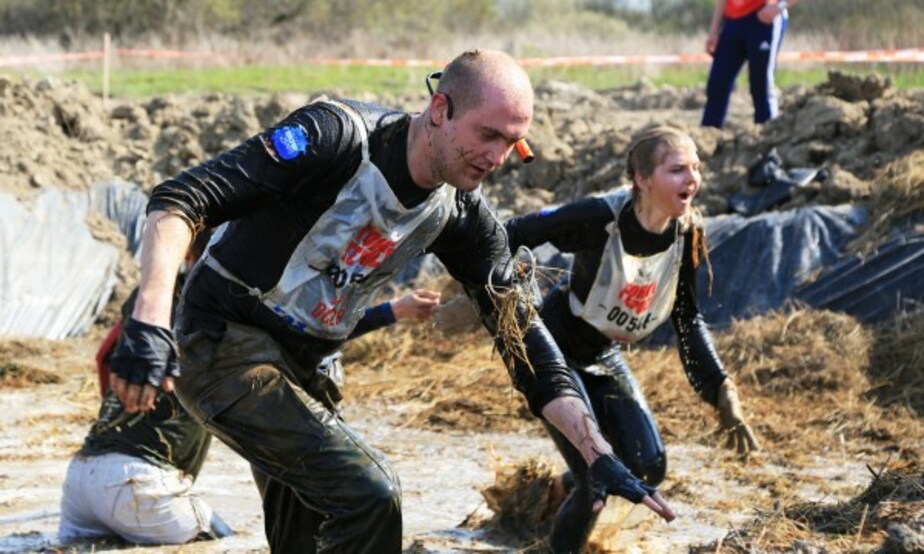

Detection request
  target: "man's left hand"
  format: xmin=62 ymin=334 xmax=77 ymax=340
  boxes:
xmin=716 ymin=378 xmax=760 ymax=457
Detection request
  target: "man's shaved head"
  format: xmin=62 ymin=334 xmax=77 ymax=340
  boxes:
xmin=409 ymin=49 xmax=533 ymax=192
xmin=436 ymin=49 xmax=533 ymax=119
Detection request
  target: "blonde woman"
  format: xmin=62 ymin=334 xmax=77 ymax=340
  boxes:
xmin=505 ymin=126 xmax=759 ymax=552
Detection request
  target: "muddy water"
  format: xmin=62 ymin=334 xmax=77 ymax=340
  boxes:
xmin=0 ymin=373 xmax=872 ymax=553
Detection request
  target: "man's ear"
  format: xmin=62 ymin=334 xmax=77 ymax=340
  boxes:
xmin=430 ymin=93 xmax=451 ymax=125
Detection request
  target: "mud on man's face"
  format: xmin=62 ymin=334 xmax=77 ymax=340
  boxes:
xmin=433 ymin=87 xmax=532 ymax=192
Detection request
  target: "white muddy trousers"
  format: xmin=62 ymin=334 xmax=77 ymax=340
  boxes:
xmin=59 ymin=453 xmax=232 ymax=545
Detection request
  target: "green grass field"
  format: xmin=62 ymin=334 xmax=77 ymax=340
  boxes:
xmin=13 ymin=61 xmax=924 ymax=98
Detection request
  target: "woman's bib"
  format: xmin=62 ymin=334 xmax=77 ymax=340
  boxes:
xmin=569 ymin=191 xmax=684 ymax=343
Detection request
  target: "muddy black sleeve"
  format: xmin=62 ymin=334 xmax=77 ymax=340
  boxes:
xmin=147 ymin=102 xmax=361 ymax=230
xmin=504 ymin=196 xmax=613 ymax=253
xmin=430 ymin=191 xmax=582 ymax=416
xmin=671 ymin=228 xmax=728 ymax=407
xmin=348 ymin=303 xmax=396 ymax=339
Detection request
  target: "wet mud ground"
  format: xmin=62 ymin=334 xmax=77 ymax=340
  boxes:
xmin=1 ymin=69 xmax=923 ymax=553
xmin=0 ymin=335 xmax=878 ymax=553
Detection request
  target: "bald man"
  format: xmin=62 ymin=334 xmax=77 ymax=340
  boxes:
xmin=109 ymin=49 xmax=673 ymax=552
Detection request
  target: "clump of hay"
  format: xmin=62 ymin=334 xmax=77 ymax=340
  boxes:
xmin=716 ymin=308 xmax=872 ymax=396
xmin=485 ymin=247 xmax=542 ymax=375
xmin=704 ymin=309 xmax=919 ymax=463
xmin=0 ymin=362 xmax=61 ymax=387
xmin=819 ymin=70 xmax=893 ymax=103
xmin=693 ymin=460 xmax=924 ymax=553
xmin=473 ymin=458 xmax=654 ymax=553
xmin=469 ymin=458 xmax=561 ymax=549
xmin=851 ymin=149 xmax=924 ymax=255
xmin=0 ymin=338 xmax=79 ymax=388
xmin=868 ymin=308 xmax=924 ymax=416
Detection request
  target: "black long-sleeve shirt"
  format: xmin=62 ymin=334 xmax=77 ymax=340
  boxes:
xmin=80 ymin=284 xmax=400 ymax=476
xmin=151 ymin=100 xmax=579 ymax=416
xmin=506 ymin=195 xmax=728 ymax=406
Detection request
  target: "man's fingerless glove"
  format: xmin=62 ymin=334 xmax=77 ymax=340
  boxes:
xmin=110 ymin=318 xmax=179 ymax=387
xmin=589 ymin=453 xmax=656 ymax=504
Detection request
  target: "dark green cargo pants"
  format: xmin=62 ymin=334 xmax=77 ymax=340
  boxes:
xmin=175 ymin=322 xmax=401 ymax=553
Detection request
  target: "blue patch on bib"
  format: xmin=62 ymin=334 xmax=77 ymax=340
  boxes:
xmin=538 ymin=206 xmax=558 ymax=217
xmin=271 ymin=125 xmax=310 ymax=160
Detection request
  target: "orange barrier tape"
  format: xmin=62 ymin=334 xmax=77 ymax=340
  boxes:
xmin=306 ymin=57 xmax=441 ymax=67
xmin=3 ymin=48 xmax=923 ymax=68
xmin=0 ymin=51 xmax=104 ymax=67
xmin=114 ymin=48 xmax=237 ymax=60
xmin=779 ymin=49 xmax=924 ymax=63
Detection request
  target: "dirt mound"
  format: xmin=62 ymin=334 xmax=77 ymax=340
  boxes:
xmin=487 ymin=70 xmax=924 ymax=218
xmin=4 ymin=71 xmax=922 ymax=327
xmin=0 ymin=76 xmax=307 ymax=201
xmin=4 ymin=70 xmax=921 ymax=221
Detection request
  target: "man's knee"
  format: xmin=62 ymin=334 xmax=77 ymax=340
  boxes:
xmin=359 ymin=470 xmax=401 ymax=516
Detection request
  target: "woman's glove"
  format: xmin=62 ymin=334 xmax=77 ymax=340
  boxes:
xmin=716 ymin=379 xmax=760 ymax=456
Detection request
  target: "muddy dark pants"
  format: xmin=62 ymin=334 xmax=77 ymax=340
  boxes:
xmin=175 ymin=322 xmax=402 ymax=553
xmin=544 ymin=352 xmax=665 ymax=553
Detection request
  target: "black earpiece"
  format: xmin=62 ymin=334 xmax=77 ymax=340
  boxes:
xmin=425 ymin=71 xmax=454 ymax=120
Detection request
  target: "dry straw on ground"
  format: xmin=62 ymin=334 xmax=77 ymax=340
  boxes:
xmin=850 ymin=149 xmax=924 ymax=255
xmin=868 ymin=307 xmax=924 ymax=418
xmin=694 ymin=460 xmax=924 ymax=553
xmin=346 ymin=299 xmax=923 ymax=551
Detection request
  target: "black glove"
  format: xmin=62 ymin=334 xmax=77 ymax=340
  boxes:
xmin=110 ymin=318 xmax=179 ymax=387
xmin=589 ymin=453 xmax=656 ymax=505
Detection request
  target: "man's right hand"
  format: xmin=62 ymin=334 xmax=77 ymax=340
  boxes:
xmin=110 ymin=317 xmax=179 ymax=413
xmin=589 ymin=454 xmax=676 ymax=522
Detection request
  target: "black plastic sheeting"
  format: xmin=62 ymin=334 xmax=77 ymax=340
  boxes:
xmin=700 ymin=207 xmax=924 ymax=329
xmin=728 ymin=148 xmax=829 ymax=217
xmin=695 ymin=205 xmax=865 ymax=327
xmin=797 ymin=221 xmax=924 ymax=323
xmin=0 ymin=181 xmax=148 ymax=339
xmin=10 ymin=177 xmax=920 ymax=340
xmin=90 ymin=179 xmax=149 ymax=258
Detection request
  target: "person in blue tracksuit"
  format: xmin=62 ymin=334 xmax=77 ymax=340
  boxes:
xmin=702 ymin=0 xmax=801 ymax=128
